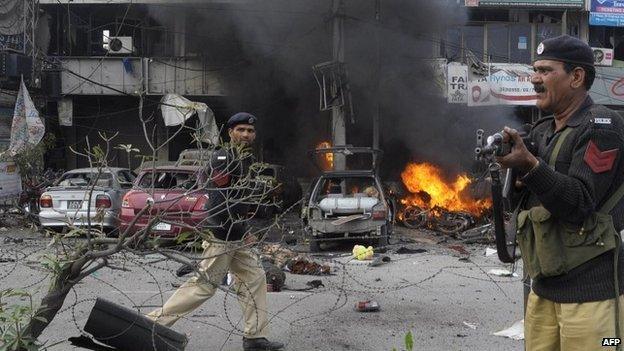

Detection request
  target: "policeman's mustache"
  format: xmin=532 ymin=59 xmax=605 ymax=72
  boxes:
xmin=534 ymin=85 xmax=546 ymax=93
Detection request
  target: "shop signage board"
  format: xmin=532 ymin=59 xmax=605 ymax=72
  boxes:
xmin=590 ymin=0 xmax=624 ymax=27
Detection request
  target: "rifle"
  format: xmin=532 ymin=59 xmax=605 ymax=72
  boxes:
xmin=475 ymin=128 xmax=533 ymax=263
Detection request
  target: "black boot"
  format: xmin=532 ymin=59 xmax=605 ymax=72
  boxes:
xmin=243 ymin=337 xmax=284 ymax=351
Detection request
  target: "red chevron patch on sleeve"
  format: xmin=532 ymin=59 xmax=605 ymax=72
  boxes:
xmin=583 ymin=140 xmax=618 ymax=173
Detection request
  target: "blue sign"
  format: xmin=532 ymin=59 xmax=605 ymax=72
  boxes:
xmin=0 ymin=34 xmax=24 ymax=52
xmin=590 ymin=0 xmax=624 ymax=27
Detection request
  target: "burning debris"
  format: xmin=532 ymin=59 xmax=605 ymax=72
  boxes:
xmin=397 ymin=162 xmax=491 ymax=236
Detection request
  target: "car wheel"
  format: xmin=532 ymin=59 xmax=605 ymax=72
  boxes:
xmin=309 ymin=238 xmax=321 ymax=253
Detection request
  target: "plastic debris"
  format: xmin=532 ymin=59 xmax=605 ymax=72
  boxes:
xmin=493 ymin=319 xmax=524 ymax=340
xmin=462 ymin=321 xmax=477 ymax=330
xmin=485 ymin=247 xmax=497 ymax=257
xmin=355 ymin=300 xmax=380 ymax=312
xmin=488 ymin=269 xmax=519 ymax=277
xmin=352 ymin=245 xmax=374 ymax=260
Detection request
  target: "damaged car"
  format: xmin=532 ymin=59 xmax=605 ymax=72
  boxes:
xmin=303 ymin=147 xmax=394 ymax=252
xmin=38 ymin=167 xmax=136 ymax=233
xmin=119 ymin=165 xmax=208 ymax=241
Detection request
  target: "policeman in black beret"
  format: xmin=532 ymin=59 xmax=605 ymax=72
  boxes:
xmin=148 ymin=112 xmax=285 ymax=351
xmin=496 ymin=35 xmax=624 ymax=350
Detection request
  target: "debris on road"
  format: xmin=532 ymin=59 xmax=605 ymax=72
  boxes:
xmin=263 ymin=261 xmax=286 ymax=291
xmin=394 ymin=246 xmax=427 ymax=254
xmin=262 ymin=244 xmax=297 ymax=268
xmin=487 ymin=269 xmax=518 ymax=277
xmin=462 ymin=321 xmax=478 ymax=330
xmin=484 ymin=247 xmax=497 ymax=257
xmin=460 ymin=223 xmax=494 ymax=244
xmin=306 ymin=279 xmax=324 ymax=289
xmin=285 ymin=257 xmax=331 ymax=275
xmin=355 ymin=300 xmax=380 ymax=312
xmin=448 ymin=244 xmax=470 ymax=256
xmin=493 ymin=319 xmax=524 ymax=340
xmin=369 ymin=255 xmax=391 ymax=267
xmin=3 ymin=236 xmax=24 ymax=244
xmin=352 ymin=245 xmax=374 ymax=260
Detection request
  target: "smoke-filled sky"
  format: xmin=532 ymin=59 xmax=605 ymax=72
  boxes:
xmin=150 ymin=0 xmax=527 ymax=179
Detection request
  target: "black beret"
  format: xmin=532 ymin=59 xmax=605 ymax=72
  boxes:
xmin=534 ymin=35 xmax=594 ymax=68
xmin=226 ymin=112 xmax=257 ymax=129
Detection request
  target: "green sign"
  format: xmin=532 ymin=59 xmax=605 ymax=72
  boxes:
xmin=477 ymin=0 xmax=583 ymax=7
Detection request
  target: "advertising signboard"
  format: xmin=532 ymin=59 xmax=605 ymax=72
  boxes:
xmin=590 ymin=0 xmax=624 ymax=27
xmin=467 ymin=64 xmax=537 ymax=107
xmin=447 ymin=63 xmax=468 ymax=104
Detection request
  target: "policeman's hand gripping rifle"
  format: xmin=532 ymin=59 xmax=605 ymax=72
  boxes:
xmin=475 ymin=129 xmax=520 ymax=263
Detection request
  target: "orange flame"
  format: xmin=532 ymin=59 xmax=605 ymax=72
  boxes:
xmin=317 ymin=141 xmax=333 ymax=171
xmin=400 ymin=162 xmax=491 ymax=216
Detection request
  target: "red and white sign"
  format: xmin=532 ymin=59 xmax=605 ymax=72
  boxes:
xmin=467 ymin=64 xmax=537 ymax=107
xmin=465 ymin=0 xmax=480 ymax=6
xmin=592 ymin=47 xmax=614 ymax=67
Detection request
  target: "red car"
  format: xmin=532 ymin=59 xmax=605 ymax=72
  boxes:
xmin=119 ymin=166 xmax=209 ymax=240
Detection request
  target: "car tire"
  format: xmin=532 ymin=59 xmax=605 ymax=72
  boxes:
xmin=309 ymin=238 xmax=321 ymax=253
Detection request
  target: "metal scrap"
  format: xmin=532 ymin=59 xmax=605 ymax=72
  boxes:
xmin=399 ymin=205 xmax=475 ymax=235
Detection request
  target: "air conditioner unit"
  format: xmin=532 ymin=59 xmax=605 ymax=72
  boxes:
xmin=106 ymin=36 xmax=134 ymax=54
xmin=592 ymin=47 xmax=614 ymax=67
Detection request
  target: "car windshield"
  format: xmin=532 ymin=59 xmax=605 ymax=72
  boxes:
xmin=315 ymin=177 xmax=379 ymax=201
xmin=116 ymin=170 xmax=136 ymax=189
xmin=56 ymin=172 xmax=114 ymax=187
xmin=137 ymin=170 xmax=198 ymax=190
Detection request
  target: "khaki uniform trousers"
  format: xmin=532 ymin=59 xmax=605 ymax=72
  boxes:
xmin=525 ymin=291 xmax=624 ymax=351
xmin=146 ymin=239 xmax=269 ymax=338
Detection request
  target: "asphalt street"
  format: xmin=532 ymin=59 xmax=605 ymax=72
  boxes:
xmin=0 ymin=228 xmax=524 ymax=351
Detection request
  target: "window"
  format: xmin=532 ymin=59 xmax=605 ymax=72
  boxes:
xmin=590 ymin=26 xmax=624 ymax=61
xmin=487 ymin=23 xmax=509 ymax=62
xmin=138 ymin=171 xmax=197 ymax=189
xmin=57 ymin=172 xmax=113 ymax=187
xmin=315 ymin=177 xmax=378 ymax=201
xmin=535 ymin=23 xmax=561 ymax=45
xmin=509 ymin=24 xmax=532 ymax=64
xmin=444 ymin=26 xmax=485 ymax=61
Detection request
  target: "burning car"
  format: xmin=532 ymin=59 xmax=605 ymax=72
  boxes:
xmin=398 ymin=162 xmax=491 ymax=235
xmin=303 ymin=147 xmax=394 ymax=252
xmin=38 ymin=167 xmax=136 ymax=233
xmin=119 ymin=166 xmax=208 ymax=240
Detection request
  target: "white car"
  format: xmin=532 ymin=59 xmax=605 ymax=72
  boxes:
xmin=38 ymin=167 xmax=135 ymax=233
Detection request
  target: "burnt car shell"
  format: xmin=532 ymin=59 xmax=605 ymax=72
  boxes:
xmin=303 ymin=147 xmax=393 ymax=252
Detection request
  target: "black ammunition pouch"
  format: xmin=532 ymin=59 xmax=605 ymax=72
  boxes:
xmin=516 ymin=206 xmax=618 ymax=279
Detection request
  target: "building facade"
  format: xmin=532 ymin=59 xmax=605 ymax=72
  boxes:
xmin=439 ymin=0 xmax=624 ymax=118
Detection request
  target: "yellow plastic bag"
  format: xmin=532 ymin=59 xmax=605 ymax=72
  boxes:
xmin=352 ymin=245 xmax=374 ymax=260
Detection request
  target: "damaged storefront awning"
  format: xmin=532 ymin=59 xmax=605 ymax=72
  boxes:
xmin=160 ymin=94 xmax=219 ymax=145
